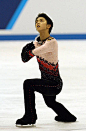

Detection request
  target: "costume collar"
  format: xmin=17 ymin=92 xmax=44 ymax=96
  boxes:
xmin=36 ymin=36 xmax=50 ymax=45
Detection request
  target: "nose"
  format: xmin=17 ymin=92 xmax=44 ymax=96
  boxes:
xmin=36 ymin=20 xmax=40 ymax=24
xmin=36 ymin=22 xmax=40 ymax=27
xmin=37 ymin=21 xmax=40 ymax=25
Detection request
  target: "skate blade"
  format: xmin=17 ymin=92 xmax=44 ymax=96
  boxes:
xmin=16 ymin=124 xmax=35 ymax=127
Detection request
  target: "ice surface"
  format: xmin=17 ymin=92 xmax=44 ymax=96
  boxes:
xmin=0 ymin=40 xmax=86 ymax=131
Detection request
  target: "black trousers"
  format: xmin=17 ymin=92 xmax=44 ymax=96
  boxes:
xmin=23 ymin=78 xmax=75 ymax=120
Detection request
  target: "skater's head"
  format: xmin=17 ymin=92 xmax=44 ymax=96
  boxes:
xmin=35 ymin=13 xmax=53 ymax=34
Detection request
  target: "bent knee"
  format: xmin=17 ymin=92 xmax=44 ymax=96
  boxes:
xmin=23 ymin=79 xmax=31 ymax=89
xmin=23 ymin=79 xmax=34 ymax=90
xmin=23 ymin=79 xmax=28 ymax=86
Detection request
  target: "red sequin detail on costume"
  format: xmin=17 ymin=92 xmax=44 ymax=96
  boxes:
xmin=37 ymin=56 xmax=59 ymax=81
xmin=29 ymin=50 xmax=34 ymax=57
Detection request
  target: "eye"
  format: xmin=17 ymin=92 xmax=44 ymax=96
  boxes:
xmin=40 ymin=19 xmax=43 ymax=22
xmin=36 ymin=20 xmax=38 ymax=23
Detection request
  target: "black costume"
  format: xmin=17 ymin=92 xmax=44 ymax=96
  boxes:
xmin=16 ymin=37 xmax=77 ymax=125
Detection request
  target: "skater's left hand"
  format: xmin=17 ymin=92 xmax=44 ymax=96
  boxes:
xmin=34 ymin=41 xmax=41 ymax=48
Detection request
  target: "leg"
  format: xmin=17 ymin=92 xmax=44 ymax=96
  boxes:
xmin=43 ymin=95 xmax=77 ymax=122
xmin=16 ymin=78 xmax=62 ymax=125
xmin=16 ymin=80 xmax=37 ymax=125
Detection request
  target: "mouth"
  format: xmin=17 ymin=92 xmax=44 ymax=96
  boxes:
xmin=37 ymin=25 xmax=40 ymax=28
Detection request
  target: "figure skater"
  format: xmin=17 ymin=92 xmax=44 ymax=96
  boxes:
xmin=16 ymin=13 xmax=77 ymax=126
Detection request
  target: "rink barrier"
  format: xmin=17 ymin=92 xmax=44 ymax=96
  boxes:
xmin=6 ymin=0 xmax=28 ymax=29
xmin=0 ymin=0 xmax=28 ymax=29
xmin=0 ymin=34 xmax=86 ymax=40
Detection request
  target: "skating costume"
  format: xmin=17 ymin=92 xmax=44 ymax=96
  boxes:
xmin=16 ymin=36 xmax=77 ymax=125
xmin=21 ymin=36 xmax=63 ymax=95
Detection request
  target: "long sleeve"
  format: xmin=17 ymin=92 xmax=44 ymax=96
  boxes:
xmin=32 ymin=39 xmax=57 ymax=56
xmin=21 ymin=42 xmax=35 ymax=62
xmin=21 ymin=50 xmax=35 ymax=63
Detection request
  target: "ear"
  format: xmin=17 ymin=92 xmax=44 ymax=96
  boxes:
xmin=47 ymin=24 xmax=51 ymax=29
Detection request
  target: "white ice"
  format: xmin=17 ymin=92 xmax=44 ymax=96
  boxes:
xmin=0 ymin=40 xmax=86 ymax=131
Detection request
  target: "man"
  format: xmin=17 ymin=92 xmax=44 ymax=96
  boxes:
xmin=16 ymin=13 xmax=77 ymax=126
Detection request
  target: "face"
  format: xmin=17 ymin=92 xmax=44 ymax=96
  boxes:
xmin=35 ymin=17 xmax=50 ymax=33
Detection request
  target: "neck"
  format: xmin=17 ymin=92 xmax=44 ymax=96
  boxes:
xmin=39 ymin=31 xmax=50 ymax=41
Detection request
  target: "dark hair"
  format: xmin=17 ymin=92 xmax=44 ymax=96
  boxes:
xmin=35 ymin=13 xmax=53 ymax=34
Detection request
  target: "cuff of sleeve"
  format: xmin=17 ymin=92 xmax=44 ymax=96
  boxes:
xmin=29 ymin=50 xmax=35 ymax=56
